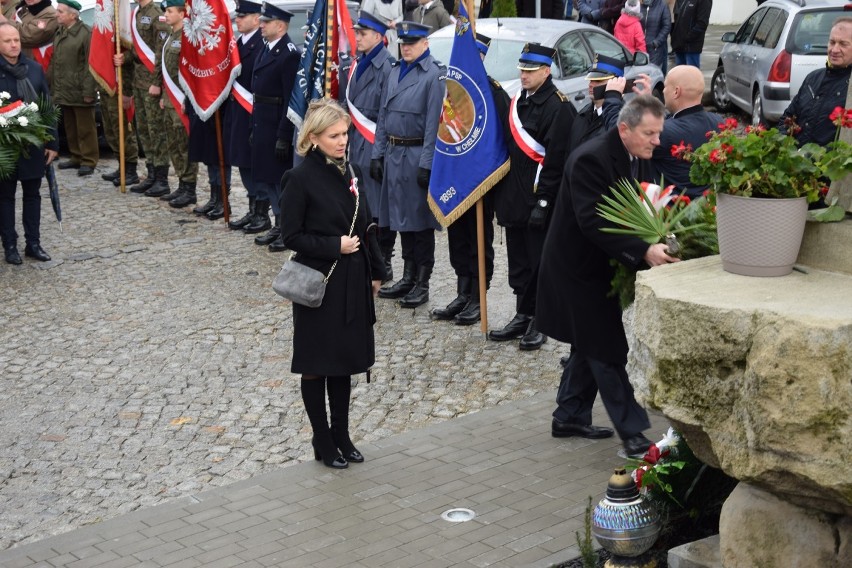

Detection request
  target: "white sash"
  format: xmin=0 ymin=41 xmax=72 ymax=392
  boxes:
xmin=509 ymin=92 xmax=545 ymax=187
xmin=345 ymin=60 xmax=376 ymax=144
xmin=131 ymin=7 xmax=157 ymax=74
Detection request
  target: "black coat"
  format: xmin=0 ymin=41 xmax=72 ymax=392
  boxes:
xmin=280 ymin=151 xmax=386 ymax=376
xmin=0 ymin=55 xmax=58 ymax=181
xmin=671 ymin=0 xmax=712 ymax=54
xmin=250 ymin=34 xmax=300 ymax=184
xmin=536 ymin=128 xmax=650 ymax=366
xmin=187 ymin=99 xmax=230 ymax=166
xmin=226 ymin=30 xmax=263 ymax=168
xmin=779 ymin=65 xmax=852 ymax=146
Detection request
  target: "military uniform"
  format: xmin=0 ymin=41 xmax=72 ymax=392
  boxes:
xmin=372 ymin=21 xmax=445 ymax=309
xmin=99 ymin=61 xmax=140 ymax=175
xmin=248 ymin=2 xmax=300 ymax=248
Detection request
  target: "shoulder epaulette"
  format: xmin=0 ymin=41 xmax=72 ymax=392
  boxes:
xmin=555 ymin=90 xmax=568 ymax=102
xmin=488 ymin=76 xmax=502 ymax=90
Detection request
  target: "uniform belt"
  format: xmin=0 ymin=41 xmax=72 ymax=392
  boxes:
xmin=254 ymin=95 xmax=284 ymax=105
xmin=388 ymin=136 xmax=424 ymax=147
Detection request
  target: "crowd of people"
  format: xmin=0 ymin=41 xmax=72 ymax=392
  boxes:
xmin=2 ymin=0 xmax=850 ymax=467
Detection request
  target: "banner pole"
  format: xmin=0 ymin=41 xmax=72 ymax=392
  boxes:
xmin=476 ymin=199 xmax=488 ymax=337
xmin=214 ymin=109 xmax=230 ymax=224
xmin=114 ymin=3 xmax=126 ymax=193
xmin=324 ymin=0 xmax=335 ymax=96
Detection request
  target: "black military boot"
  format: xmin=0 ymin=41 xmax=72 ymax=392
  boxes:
xmin=130 ymin=163 xmax=156 ymax=193
xmin=101 ymin=167 xmax=120 ymax=182
xmin=268 ymin=217 xmax=287 ymax=252
xmin=518 ymin=317 xmax=547 ymax=351
xmin=488 ymin=313 xmax=532 ymax=341
xmin=254 ymin=215 xmax=281 ymax=245
xmin=455 ymin=279 xmax=482 ymax=325
xmin=228 ymin=196 xmax=255 ymax=230
xmin=193 ymin=184 xmax=218 ymax=216
xmin=161 ymin=179 xmax=186 ymax=201
xmin=169 ymin=182 xmax=197 ymax=208
xmin=379 ymin=242 xmax=394 ymax=283
xmin=399 ymin=265 xmax=431 ymax=308
xmin=378 ymin=260 xmax=415 ymax=299
xmin=431 ymin=276 xmax=470 ymax=320
xmin=113 ymin=162 xmax=140 ymax=186
xmin=243 ymin=200 xmax=271 ymax=234
xmin=206 ymin=186 xmax=230 ymax=220
xmin=145 ymin=166 xmax=171 ymax=198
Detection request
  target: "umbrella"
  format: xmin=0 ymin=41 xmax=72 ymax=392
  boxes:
xmin=45 ymin=163 xmax=62 ymax=232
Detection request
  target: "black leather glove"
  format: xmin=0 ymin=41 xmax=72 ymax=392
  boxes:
xmin=417 ymin=167 xmax=431 ymax=190
xmin=528 ymin=203 xmax=548 ymax=230
xmin=370 ymin=158 xmax=384 ymax=182
xmin=275 ymin=138 xmax=291 ymax=163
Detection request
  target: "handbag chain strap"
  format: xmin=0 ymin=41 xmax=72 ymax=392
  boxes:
xmin=291 ymin=164 xmax=360 ymax=284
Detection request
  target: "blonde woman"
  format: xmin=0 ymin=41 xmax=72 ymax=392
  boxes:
xmin=280 ymin=99 xmax=386 ymax=469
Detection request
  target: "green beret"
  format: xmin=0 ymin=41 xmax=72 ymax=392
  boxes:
xmin=57 ymin=0 xmax=82 ymax=10
xmin=162 ymin=0 xmax=186 ymax=8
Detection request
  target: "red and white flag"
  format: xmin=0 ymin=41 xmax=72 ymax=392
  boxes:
xmin=88 ymin=0 xmax=133 ymax=95
xmin=327 ymin=0 xmax=356 ymax=99
xmin=178 ymin=0 xmax=241 ymax=120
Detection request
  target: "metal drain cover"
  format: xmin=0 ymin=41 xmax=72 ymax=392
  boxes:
xmin=441 ymin=508 xmax=476 ymax=522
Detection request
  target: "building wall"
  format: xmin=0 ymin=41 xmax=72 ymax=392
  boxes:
xmin=710 ymin=0 xmax=753 ymax=25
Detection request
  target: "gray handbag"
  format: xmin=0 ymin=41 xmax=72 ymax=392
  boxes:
xmin=272 ymin=170 xmax=359 ymax=307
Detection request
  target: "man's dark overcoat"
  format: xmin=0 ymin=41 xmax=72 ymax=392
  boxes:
xmin=535 ymin=127 xmax=650 ymax=366
xmin=280 ymin=151 xmax=387 ymax=376
xmin=226 ymin=29 xmax=263 ymax=168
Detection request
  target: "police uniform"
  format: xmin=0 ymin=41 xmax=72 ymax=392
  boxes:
xmin=371 ymin=21 xmax=445 ymax=309
xmin=489 ymin=43 xmax=575 ymax=350
xmin=248 ymin=2 xmax=300 ymax=249
xmin=432 ymin=33 xmax=505 ymax=326
xmin=226 ymin=0 xmax=265 ymax=231
xmin=340 ymin=11 xmax=396 ymax=280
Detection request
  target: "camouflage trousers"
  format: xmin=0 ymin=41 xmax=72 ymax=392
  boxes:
xmin=100 ymin=89 xmax=139 ymax=163
xmin=164 ymin=102 xmax=197 ymax=183
xmin=132 ymin=84 xmax=169 ymax=168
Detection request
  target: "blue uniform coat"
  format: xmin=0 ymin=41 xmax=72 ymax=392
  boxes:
xmin=249 ymin=33 xmax=300 ymax=184
xmin=226 ymin=29 xmax=263 ymax=168
xmin=372 ymin=54 xmax=445 ymax=232
xmin=341 ymin=46 xmax=394 ymax=217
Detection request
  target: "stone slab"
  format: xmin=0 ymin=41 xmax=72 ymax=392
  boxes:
xmin=668 ymin=534 xmax=722 ymax=568
xmin=797 ymin=218 xmax=852 ymax=276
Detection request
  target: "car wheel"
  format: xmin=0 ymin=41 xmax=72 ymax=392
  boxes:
xmin=711 ymin=66 xmax=733 ymax=112
xmin=752 ymin=90 xmax=766 ymax=127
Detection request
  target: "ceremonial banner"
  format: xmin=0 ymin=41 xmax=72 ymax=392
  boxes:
xmin=179 ymin=0 xmax=241 ymax=120
xmin=287 ymin=0 xmax=326 ymax=129
xmin=327 ymin=0 xmax=355 ymax=99
xmin=88 ymin=0 xmax=132 ymax=95
xmin=427 ymin=3 xmax=509 ymax=227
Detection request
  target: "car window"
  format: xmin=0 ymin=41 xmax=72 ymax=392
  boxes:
xmin=751 ymin=8 xmax=785 ymax=49
xmin=554 ymin=32 xmax=592 ymax=78
xmin=789 ymin=8 xmax=846 ymax=55
xmin=735 ymin=8 xmax=765 ymax=44
xmin=582 ymin=31 xmax=628 ymax=66
xmin=429 ymin=37 xmax=554 ymax=83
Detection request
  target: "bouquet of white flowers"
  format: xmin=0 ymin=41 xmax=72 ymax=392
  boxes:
xmin=0 ymin=91 xmax=59 ymax=180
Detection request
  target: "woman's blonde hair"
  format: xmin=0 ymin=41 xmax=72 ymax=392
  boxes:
xmin=296 ymin=99 xmax=351 ymax=156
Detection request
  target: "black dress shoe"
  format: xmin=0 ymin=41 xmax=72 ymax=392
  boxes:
xmin=622 ymin=434 xmax=653 ymax=458
xmin=77 ymin=165 xmax=94 ymax=177
xmin=4 ymin=247 xmax=22 ymax=265
xmin=519 ymin=318 xmax=547 ymax=351
xmin=488 ymin=313 xmax=531 ymax=341
xmin=57 ymin=160 xmax=80 ymax=170
xmin=24 ymin=244 xmax=51 ymax=262
xmin=431 ymin=294 xmax=468 ymax=320
xmin=454 ymin=299 xmax=481 ymax=325
xmin=552 ymin=419 xmax=614 ymax=439
xmin=254 ymin=226 xmax=280 ymax=246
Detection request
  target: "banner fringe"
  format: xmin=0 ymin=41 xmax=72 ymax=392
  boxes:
xmin=429 ymin=157 xmax=510 ymax=227
xmin=89 ymin=65 xmax=116 ymax=97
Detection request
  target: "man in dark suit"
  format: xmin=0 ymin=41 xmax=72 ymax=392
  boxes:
xmin=536 ymin=95 xmax=678 ymax=458
xmin=0 ymin=22 xmax=57 ymax=265
xmin=248 ymin=1 xmax=300 ymax=251
xmin=225 ymin=0 xmax=264 ymax=230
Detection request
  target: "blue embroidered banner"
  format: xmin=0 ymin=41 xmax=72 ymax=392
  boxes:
xmin=287 ymin=0 xmax=327 ymax=129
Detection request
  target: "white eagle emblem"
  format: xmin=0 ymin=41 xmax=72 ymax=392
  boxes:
xmin=183 ymin=0 xmax=226 ymax=55
xmin=93 ymin=0 xmax=114 ymax=34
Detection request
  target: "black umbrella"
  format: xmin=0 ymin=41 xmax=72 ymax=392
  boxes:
xmin=45 ymin=163 xmax=62 ymax=232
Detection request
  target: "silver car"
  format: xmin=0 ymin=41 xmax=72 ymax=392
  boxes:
xmin=711 ymin=0 xmax=849 ymax=126
xmin=428 ymin=18 xmax=665 ymax=111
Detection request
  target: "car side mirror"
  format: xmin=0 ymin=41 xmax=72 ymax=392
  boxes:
xmin=633 ymin=51 xmax=649 ymax=66
xmin=721 ymin=32 xmax=736 ymax=43
xmin=575 ymin=92 xmax=586 ymax=101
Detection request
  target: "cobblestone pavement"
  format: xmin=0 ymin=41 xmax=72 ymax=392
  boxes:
xmin=0 ymin=161 xmax=565 ymax=550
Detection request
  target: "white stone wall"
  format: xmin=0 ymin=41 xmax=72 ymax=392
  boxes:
xmin=710 ymin=0 xmax=753 ymax=25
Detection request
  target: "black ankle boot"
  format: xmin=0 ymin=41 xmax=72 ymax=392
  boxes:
xmin=229 ymin=196 xmax=255 ymax=230
xmin=327 ymin=376 xmax=363 ymax=463
xmin=455 ymin=279 xmax=482 ymax=325
xmin=206 ymin=186 xmax=230 ymax=220
xmin=378 ymin=260 xmax=415 ymax=299
xmin=243 ymin=199 xmax=271 ymax=234
xmin=113 ymin=162 xmax=140 ymax=186
xmin=193 ymin=184 xmax=218 ymax=216
xmin=488 ymin=313 xmax=532 ymax=341
xmin=144 ymin=166 xmax=171 ymax=197
xmin=519 ymin=317 xmax=547 ymax=351
xmin=170 ymin=182 xmax=197 ymax=208
xmin=101 ymin=168 xmax=120 ymax=182
xmin=379 ymin=241 xmax=394 ymax=283
xmin=268 ymin=216 xmax=287 ymax=252
xmin=301 ymin=377 xmax=348 ymax=469
xmin=400 ymin=265 xmax=431 ymax=308
xmin=254 ymin=215 xmax=281 ymax=245
xmin=431 ymin=276 xmax=470 ymax=320
xmin=130 ymin=163 xmax=156 ymax=193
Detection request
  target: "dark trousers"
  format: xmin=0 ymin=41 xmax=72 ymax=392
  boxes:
xmin=377 ymin=225 xmax=396 ymax=252
xmin=447 ymin=196 xmax=494 ymax=285
xmin=505 ymin=225 xmax=547 ymax=313
xmin=238 ymin=167 xmax=257 ymax=198
xmin=257 ymin=181 xmax=280 ymax=215
xmin=0 ymin=177 xmax=42 ymax=248
xmin=554 ymin=351 xmax=651 ymax=440
xmin=399 ymin=229 xmax=435 ymax=268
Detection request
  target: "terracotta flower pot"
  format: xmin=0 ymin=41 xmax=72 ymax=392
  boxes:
xmin=716 ymin=193 xmax=808 ymax=277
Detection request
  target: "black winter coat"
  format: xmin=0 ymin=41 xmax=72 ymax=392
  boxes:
xmin=779 ymin=65 xmax=852 ymax=146
xmin=280 ymin=151 xmax=386 ymax=376
xmin=225 ymin=30 xmax=263 ymax=168
xmin=671 ymin=0 xmax=712 ymax=54
xmin=536 ymin=128 xmax=650 ymax=366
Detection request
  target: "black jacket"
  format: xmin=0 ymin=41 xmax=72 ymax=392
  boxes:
xmin=779 ymin=64 xmax=852 ymax=146
xmin=671 ymin=0 xmax=712 ymax=54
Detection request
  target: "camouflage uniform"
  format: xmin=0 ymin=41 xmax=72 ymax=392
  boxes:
xmin=161 ymin=27 xmax=197 ymax=185
xmin=100 ymin=60 xmax=139 ymax=166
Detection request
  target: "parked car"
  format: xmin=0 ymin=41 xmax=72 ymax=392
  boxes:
xmin=428 ymin=18 xmax=665 ymax=111
xmin=710 ymin=0 xmax=849 ymax=126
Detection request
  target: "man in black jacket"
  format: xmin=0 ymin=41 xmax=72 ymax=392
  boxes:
xmin=671 ymin=0 xmax=711 ymax=68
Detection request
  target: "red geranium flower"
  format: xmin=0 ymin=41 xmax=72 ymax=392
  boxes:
xmin=670 ymin=140 xmax=693 ymax=159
